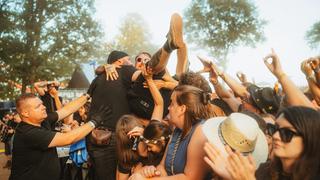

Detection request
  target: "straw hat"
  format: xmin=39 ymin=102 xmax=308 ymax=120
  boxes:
xmin=202 ymin=113 xmax=268 ymax=167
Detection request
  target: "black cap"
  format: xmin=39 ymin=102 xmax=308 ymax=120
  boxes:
xmin=107 ymin=50 xmax=128 ymax=64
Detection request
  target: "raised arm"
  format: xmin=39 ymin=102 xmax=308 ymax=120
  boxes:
xmin=34 ymin=81 xmax=47 ymax=96
xmin=56 ymin=94 xmax=89 ymax=121
xmin=49 ymin=105 xmax=111 ymax=147
xmin=143 ymin=67 xmax=164 ymax=121
xmin=198 ymin=56 xmax=241 ymax=112
xmin=197 ymin=56 xmax=249 ymax=98
xmin=264 ymin=49 xmax=314 ymax=108
xmin=301 ymin=59 xmax=320 ymax=106
xmin=310 ymin=57 xmax=320 ymax=85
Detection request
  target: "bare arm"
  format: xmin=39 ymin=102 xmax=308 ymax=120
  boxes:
xmin=143 ymin=67 xmax=164 ymax=121
xmin=197 ymin=56 xmax=249 ymax=98
xmin=301 ymin=59 xmax=320 ymax=106
xmin=48 ymin=122 xmax=94 ymax=147
xmin=117 ymin=169 xmax=130 ymax=180
xmin=264 ymin=49 xmax=314 ymax=108
xmin=148 ymin=126 xmax=209 ymax=180
xmin=34 ymin=81 xmax=47 ymax=96
xmin=56 ymin=95 xmax=88 ymax=121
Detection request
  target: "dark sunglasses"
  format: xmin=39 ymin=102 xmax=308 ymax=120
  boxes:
xmin=266 ymin=123 xmax=301 ymax=143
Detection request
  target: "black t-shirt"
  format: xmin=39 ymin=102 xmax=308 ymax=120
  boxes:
xmin=87 ymin=65 xmax=136 ymax=130
xmin=40 ymin=92 xmax=62 ymax=113
xmin=10 ymin=112 xmax=59 ymax=180
xmin=128 ymin=71 xmax=171 ymax=120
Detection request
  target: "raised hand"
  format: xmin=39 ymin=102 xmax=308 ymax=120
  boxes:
xmin=225 ymin=146 xmax=256 ymax=180
xmin=197 ymin=55 xmax=213 ymax=73
xmin=300 ymin=59 xmax=313 ymax=77
xmin=127 ymin=126 xmax=144 ymax=138
xmin=236 ymin=71 xmax=248 ymax=83
xmin=263 ymin=48 xmax=284 ymax=78
xmin=142 ymin=65 xmax=153 ymax=80
xmin=310 ymin=57 xmax=320 ymax=70
xmin=203 ymin=142 xmax=231 ymax=179
xmin=104 ymin=64 xmax=121 ymax=81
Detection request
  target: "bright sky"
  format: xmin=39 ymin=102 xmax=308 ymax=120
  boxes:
xmin=84 ymin=0 xmax=320 ymax=87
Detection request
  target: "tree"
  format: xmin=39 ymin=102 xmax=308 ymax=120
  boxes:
xmin=113 ymin=13 xmax=157 ymax=58
xmin=0 ymin=0 xmax=104 ymax=99
xmin=184 ymin=0 xmax=266 ymax=67
xmin=306 ymin=21 xmax=320 ymax=50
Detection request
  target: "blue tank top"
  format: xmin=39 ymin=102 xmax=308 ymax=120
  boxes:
xmin=165 ymin=122 xmax=200 ymax=175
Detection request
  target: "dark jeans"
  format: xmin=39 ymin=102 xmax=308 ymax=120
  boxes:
xmin=87 ymin=132 xmax=117 ymax=180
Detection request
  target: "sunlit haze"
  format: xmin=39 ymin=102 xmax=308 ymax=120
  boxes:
xmin=84 ymin=0 xmax=320 ymax=87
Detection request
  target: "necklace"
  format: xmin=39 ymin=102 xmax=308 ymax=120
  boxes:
xmin=170 ymin=132 xmax=182 ymax=175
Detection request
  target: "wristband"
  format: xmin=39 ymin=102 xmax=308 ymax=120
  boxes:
xmin=88 ymin=121 xmax=96 ymax=128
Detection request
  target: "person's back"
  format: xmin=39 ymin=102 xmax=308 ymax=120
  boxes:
xmin=86 ymin=51 xmax=136 ymax=180
xmin=88 ymin=65 xmax=135 ymax=130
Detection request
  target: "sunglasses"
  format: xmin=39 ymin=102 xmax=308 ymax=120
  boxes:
xmin=266 ymin=123 xmax=301 ymax=143
xmin=136 ymin=57 xmax=150 ymax=64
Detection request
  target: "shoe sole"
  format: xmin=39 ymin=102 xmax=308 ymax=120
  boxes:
xmin=169 ymin=13 xmax=184 ymax=48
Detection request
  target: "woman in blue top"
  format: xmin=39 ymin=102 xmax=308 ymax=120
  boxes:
xmin=129 ymin=85 xmax=218 ymax=180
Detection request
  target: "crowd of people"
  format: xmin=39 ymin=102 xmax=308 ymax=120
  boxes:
xmin=2 ymin=13 xmax=320 ymax=180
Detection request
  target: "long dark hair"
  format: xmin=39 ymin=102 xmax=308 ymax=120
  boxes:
xmin=271 ymin=106 xmax=320 ymax=180
xmin=174 ymin=85 xmax=217 ymax=137
xmin=143 ymin=120 xmax=171 ymax=165
xmin=115 ymin=115 xmax=142 ymax=170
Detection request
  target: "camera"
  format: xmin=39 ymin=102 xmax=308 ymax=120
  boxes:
xmin=131 ymin=137 xmax=140 ymax=151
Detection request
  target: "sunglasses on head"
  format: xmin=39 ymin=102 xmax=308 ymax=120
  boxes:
xmin=266 ymin=123 xmax=301 ymax=143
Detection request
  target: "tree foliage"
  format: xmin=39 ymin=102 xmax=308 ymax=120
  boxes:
xmin=184 ymin=0 xmax=266 ymax=66
xmin=306 ymin=20 xmax=320 ymax=50
xmin=113 ymin=13 xmax=157 ymax=58
xmin=0 ymin=0 xmax=103 ymax=99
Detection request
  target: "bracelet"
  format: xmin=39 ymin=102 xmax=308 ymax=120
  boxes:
xmin=88 ymin=121 xmax=96 ymax=128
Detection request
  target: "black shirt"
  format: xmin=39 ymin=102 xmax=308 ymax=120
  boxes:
xmin=128 ymin=71 xmax=171 ymax=120
xmin=10 ymin=112 xmax=59 ymax=180
xmin=87 ymin=65 xmax=136 ymax=130
xmin=40 ymin=92 xmax=62 ymax=113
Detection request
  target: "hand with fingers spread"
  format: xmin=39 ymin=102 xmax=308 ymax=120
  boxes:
xmin=225 ymin=146 xmax=256 ymax=180
xmin=88 ymin=106 xmax=112 ymax=127
xmin=127 ymin=126 xmax=144 ymax=139
xmin=104 ymin=64 xmax=121 ymax=81
xmin=263 ymin=48 xmax=284 ymax=78
xmin=203 ymin=142 xmax=231 ymax=180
